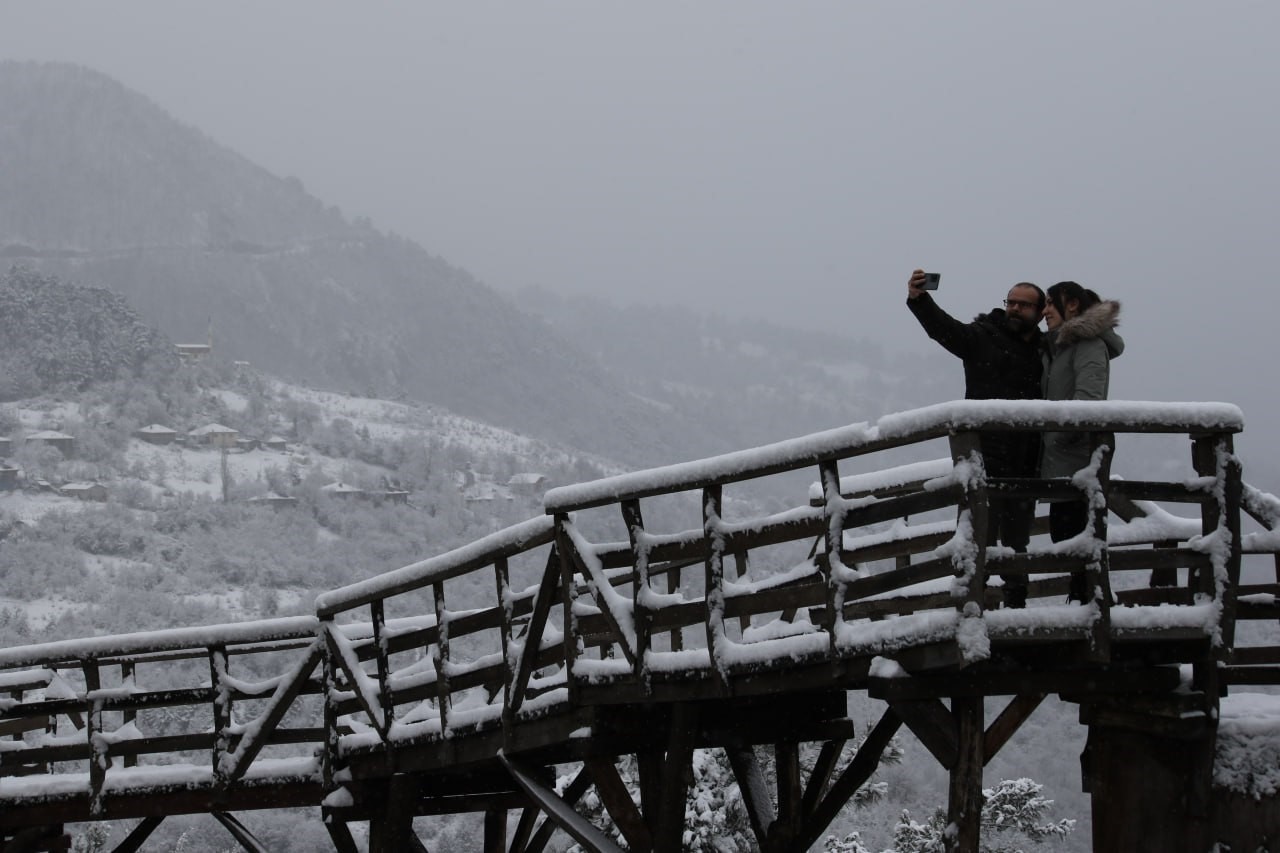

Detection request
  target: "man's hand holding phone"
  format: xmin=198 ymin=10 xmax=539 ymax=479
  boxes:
xmin=907 ymin=269 xmax=940 ymax=300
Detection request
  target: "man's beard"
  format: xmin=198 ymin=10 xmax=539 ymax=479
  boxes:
xmin=1004 ymin=313 xmax=1032 ymax=335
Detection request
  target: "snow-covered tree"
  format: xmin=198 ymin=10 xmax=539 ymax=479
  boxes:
xmin=891 ymin=778 xmax=1075 ymax=853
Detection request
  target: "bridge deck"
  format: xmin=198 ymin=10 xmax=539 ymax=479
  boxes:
xmin=0 ymin=401 xmax=1275 ymax=852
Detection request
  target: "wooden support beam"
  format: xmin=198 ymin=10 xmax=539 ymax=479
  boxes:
xmin=522 ymin=765 xmax=592 ymax=853
xmin=891 ymin=698 xmax=958 ymax=769
xmin=500 ymin=754 xmax=626 ymax=853
xmin=212 ymin=812 xmax=268 ymax=853
xmin=726 ymin=745 xmax=776 ymax=847
xmin=799 ymin=708 xmax=904 ymax=851
xmin=768 ymin=740 xmax=802 ymax=851
xmin=111 ymin=816 xmax=164 ymax=853
xmin=484 ymin=808 xmax=507 ymax=853
xmin=322 ymin=815 xmax=360 ymax=853
xmin=801 ymin=738 xmax=847 ymax=818
xmin=945 ymin=695 xmax=984 ymax=853
xmin=655 ymin=704 xmax=696 ymax=853
xmin=84 ymin=660 xmax=107 ymax=818
xmin=369 ymin=774 xmax=420 ymax=853
xmin=983 ymin=693 xmax=1045 ymax=765
xmin=584 ymin=757 xmax=652 ymax=853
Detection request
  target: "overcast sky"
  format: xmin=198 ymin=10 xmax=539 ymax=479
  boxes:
xmin=4 ymin=2 xmax=1279 ymax=463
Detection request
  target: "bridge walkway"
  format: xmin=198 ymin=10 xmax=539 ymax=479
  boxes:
xmin=1 ymin=401 xmax=1277 ymax=852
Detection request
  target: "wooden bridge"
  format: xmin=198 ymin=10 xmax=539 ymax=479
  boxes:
xmin=2 ymin=400 xmax=1278 ymax=852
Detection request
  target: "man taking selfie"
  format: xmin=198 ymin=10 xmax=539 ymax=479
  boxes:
xmin=905 ymin=269 xmax=1046 ymax=608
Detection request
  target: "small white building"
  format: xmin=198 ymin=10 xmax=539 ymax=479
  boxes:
xmin=25 ymin=430 xmax=74 ymax=456
xmin=135 ymin=424 xmax=178 ymax=446
xmin=188 ymin=423 xmax=240 ymax=449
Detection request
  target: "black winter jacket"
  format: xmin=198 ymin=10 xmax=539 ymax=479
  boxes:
xmin=908 ymin=293 xmax=1043 ymax=476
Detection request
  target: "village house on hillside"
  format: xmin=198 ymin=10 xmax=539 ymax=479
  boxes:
xmin=507 ymin=472 xmax=548 ymax=497
xmin=0 ymin=437 xmax=10 ymax=456
xmin=60 ymin=482 xmax=107 ymax=502
xmin=175 ymin=343 xmax=211 ymax=362
xmin=0 ymin=465 xmax=18 ymax=492
xmin=264 ymin=435 xmax=289 ymax=452
xmin=320 ymin=481 xmax=365 ymax=500
xmin=187 ymin=423 xmax=239 ymax=449
xmin=134 ymin=424 xmax=178 ymax=445
xmin=24 ymin=430 xmax=74 ymax=456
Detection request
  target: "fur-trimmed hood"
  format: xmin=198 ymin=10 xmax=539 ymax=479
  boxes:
xmin=1053 ymin=300 xmax=1122 ymax=351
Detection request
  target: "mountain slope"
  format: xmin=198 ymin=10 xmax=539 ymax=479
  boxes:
xmin=0 ymin=61 xmax=706 ymax=466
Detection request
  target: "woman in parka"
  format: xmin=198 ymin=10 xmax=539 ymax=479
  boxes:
xmin=1040 ymin=281 xmax=1124 ymax=601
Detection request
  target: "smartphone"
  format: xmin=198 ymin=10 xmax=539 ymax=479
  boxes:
xmin=921 ymin=272 xmax=941 ymax=291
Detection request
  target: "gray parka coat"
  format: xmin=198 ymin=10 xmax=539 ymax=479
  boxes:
xmin=1040 ymin=300 xmax=1124 ymax=481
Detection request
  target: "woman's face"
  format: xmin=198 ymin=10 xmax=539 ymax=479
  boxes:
xmin=1043 ymin=299 xmax=1063 ymax=330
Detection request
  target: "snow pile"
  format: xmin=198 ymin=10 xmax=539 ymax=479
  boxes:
xmin=1215 ymin=693 xmax=1280 ymax=798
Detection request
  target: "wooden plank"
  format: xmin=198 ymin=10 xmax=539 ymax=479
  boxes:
xmin=499 ymin=754 xmax=627 ymax=853
xmin=322 ymin=623 xmax=387 ymax=736
xmin=949 ymin=432 xmax=987 ymax=612
xmin=983 ymin=693 xmax=1045 ymax=765
xmin=1108 ymin=480 xmax=1215 ymax=504
xmin=371 ymin=599 xmax=395 ymax=732
xmin=84 ymin=660 xmax=107 ymax=818
xmin=559 ymin=520 xmax=635 ymax=668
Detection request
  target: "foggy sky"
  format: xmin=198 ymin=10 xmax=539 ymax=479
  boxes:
xmin=4 ymin=2 xmax=1279 ymax=466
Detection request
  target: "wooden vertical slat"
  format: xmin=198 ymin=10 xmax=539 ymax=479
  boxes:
xmin=770 ymin=740 xmax=802 ymax=850
xmin=732 ymin=551 xmax=752 ymax=634
xmin=120 ymin=661 xmax=137 ymax=768
xmin=320 ymin=618 xmax=340 ymax=792
xmin=818 ymin=459 xmax=848 ymax=649
xmin=703 ymin=484 xmax=728 ymax=691
xmin=370 ymin=599 xmax=394 ymax=733
xmin=84 ymin=660 xmax=107 ymax=817
xmin=1085 ymin=433 xmax=1114 ymax=661
xmin=553 ymin=514 xmax=582 ymax=705
xmin=665 ymin=561 xmax=684 ymax=651
xmin=432 ymin=581 xmax=452 ymax=733
xmin=494 ymin=556 xmax=515 ymax=724
xmin=948 ymin=432 xmax=989 ymax=613
xmin=622 ymin=499 xmax=652 ymax=689
xmin=209 ymin=646 xmax=231 ymax=784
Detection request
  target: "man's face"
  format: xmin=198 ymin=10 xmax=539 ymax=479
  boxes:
xmin=1003 ymin=285 xmax=1043 ymax=335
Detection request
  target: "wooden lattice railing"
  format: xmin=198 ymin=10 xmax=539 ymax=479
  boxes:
xmin=0 ymin=399 xmax=1275 ymax=828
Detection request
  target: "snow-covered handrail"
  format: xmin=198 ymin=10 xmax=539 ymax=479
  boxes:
xmin=0 ymin=616 xmax=320 ymax=671
xmin=316 ymin=515 xmax=556 ymax=617
xmin=545 ymin=400 xmax=1244 ymax=512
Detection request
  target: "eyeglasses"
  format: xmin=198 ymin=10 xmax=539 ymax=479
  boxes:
xmin=1003 ymin=298 xmax=1040 ymax=311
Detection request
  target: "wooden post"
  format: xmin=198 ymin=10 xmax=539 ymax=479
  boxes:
xmin=1085 ymin=432 xmax=1114 ymax=661
xmin=84 ymin=659 xmax=108 ymax=817
xmin=209 ymin=646 xmax=231 ymax=783
xmin=121 ymin=661 xmax=137 ymax=768
xmin=945 ymin=695 xmax=984 ymax=853
xmin=483 ymin=806 xmax=507 ymax=853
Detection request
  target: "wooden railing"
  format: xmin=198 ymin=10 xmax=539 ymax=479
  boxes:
xmin=0 ymin=399 xmax=1275 ymax=827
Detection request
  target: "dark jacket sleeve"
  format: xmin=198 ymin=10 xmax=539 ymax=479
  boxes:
xmin=907 ymin=294 xmax=979 ymax=360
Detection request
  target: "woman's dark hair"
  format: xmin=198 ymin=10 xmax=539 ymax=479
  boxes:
xmin=1047 ymin=281 xmax=1101 ymax=317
